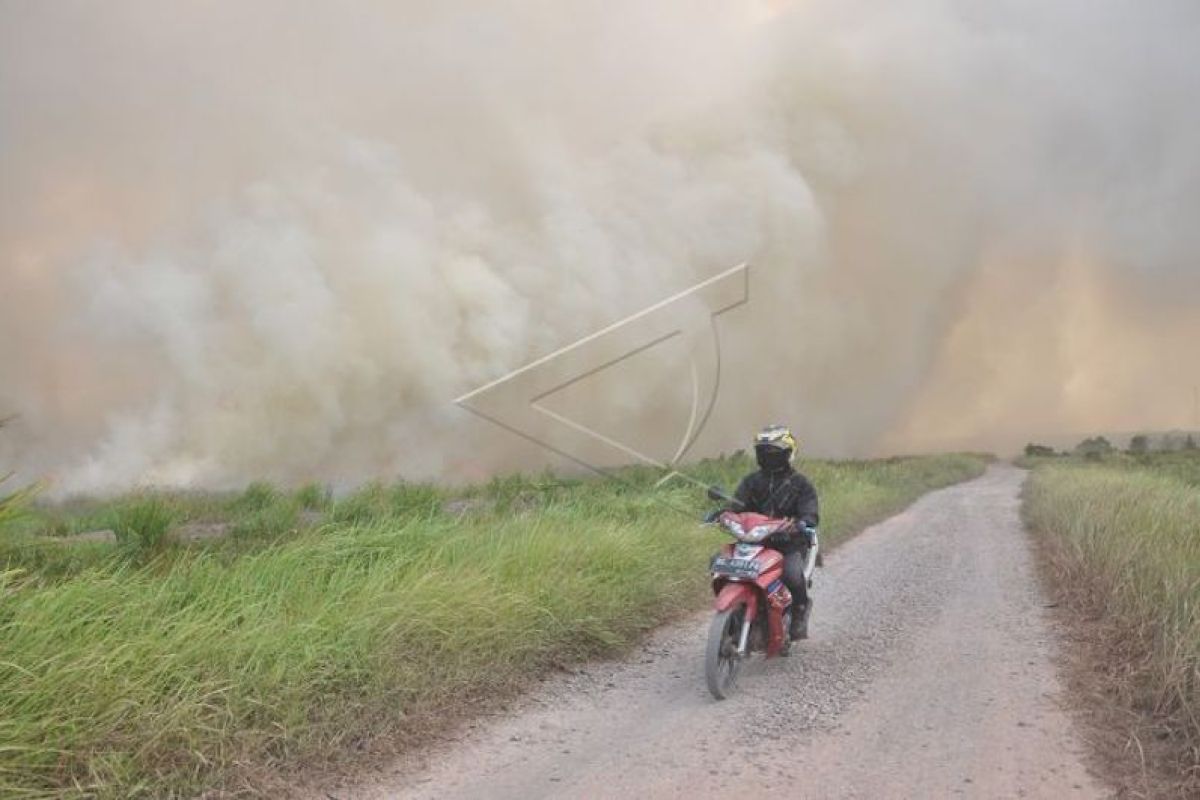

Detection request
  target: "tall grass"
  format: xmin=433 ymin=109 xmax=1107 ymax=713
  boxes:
xmin=0 ymin=484 xmax=326 ymax=582
xmin=0 ymin=477 xmax=34 ymax=531
xmin=1025 ymin=460 xmax=1200 ymax=781
xmin=112 ymin=497 xmax=178 ymax=552
xmin=0 ymin=417 xmax=35 ymax=530
xmin=0 ymin=454 xmax=986 ymax=798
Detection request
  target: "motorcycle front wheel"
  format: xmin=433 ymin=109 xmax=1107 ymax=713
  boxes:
xmin=705 ymin=604 xmax=745 ymax=700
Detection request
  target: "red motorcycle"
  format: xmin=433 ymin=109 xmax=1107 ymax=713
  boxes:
xmin=703 ymin=489 xmax=818 ymax=699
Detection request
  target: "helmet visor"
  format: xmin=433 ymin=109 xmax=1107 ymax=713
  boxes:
xmin=755 ymin=443 xmax=791 ymax=472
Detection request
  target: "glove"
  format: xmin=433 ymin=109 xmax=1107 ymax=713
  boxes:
xmin=765 ymin=531 xmax=791 ymax=548
xmin=703 ymin=509 xmax=722 ymax=524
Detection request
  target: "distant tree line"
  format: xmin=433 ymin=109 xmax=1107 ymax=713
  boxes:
xmin=1023 ymin=432 xmax=1198 ymax=461
xmin=1127 ymin=432 xmax=1197 ymax=453
xmin=1076 ymin=436 xmax=1114 ymax=460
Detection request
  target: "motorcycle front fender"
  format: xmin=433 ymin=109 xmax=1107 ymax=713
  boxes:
xmin=713 ymin=581 xmax=759 ymax=621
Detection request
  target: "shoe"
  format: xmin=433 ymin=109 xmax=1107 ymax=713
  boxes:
xmin=790 ymin=599 xmax=812 ymax=641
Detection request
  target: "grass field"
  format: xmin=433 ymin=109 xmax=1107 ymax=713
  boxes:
xmin=1023 ymin=452 xmax=1200 ymax=788
xmin=0 ymin=453 xmax=986 ymax=798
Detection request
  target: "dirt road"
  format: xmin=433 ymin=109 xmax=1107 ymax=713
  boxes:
xmin=338 ymin=466 xmax=1108 ymax=799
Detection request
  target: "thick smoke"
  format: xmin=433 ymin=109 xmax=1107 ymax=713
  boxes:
xmin=2 ymin=1 xmax=1199 ymax=492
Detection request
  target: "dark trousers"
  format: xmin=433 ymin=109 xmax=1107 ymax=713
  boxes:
xmin=781 ymin=548 xmax=809 ymax=611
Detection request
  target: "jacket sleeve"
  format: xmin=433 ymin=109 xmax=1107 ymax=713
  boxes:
xmin=732 ymin=474 xmax=755 ymax=512
xmin=792 ymin=474 xmax=820 ymax=527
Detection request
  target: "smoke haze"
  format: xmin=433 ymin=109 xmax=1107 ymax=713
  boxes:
xmin=2 ymin=1 xmax=1199 ymax=492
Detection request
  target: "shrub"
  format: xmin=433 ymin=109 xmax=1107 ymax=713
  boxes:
xmin=233 ymin=481 xmax=278 ymax=513
xmin=331 ymin=482 xmax=389 ymax=524
xmin=332 ymin=481 xmax=442 ymax=523
xmin=1075 ymin=436 xmax=1114 ymax=460
xmin=0 ymin=417 xmax=34 ymax=532
xmin=295 ymin=483 xmax=329 ymax=511
xmin=113 ymin=497 xmax=177 ymax=553
xmin=0 ymin=477 xmax=33 ymax=532
xmin=232 ymin=502 xmax=300 ymax=542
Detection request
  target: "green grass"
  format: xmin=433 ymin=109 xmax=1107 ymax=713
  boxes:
xmin=1124 ymin=450 xmax=1200 ymax=488
xmin=1024 ymin=453 xmax=1200 ymax=780
xmin=0 ymin=453 xmax=987 ymax=798
xmin=0 ymin=478 xmax=35 ymax=531
xmin=0 ymin=484 xmax=335 ymax=581
xmin=1020 ymin=449 xmax=1200 ymax=488
xmin=112 ymin=497 xmax=178 ymax=552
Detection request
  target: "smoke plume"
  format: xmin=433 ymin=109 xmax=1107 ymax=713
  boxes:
xmin=2 ymin=1 xmax=1199 ymax=492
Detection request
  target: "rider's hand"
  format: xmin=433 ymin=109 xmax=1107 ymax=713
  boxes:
xmin=765 ymin=531 xmax=791 ymax=548
xmin=703 ymin=509 xmax=722 ymax=524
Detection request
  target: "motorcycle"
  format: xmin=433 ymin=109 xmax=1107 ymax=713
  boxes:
xmin=702 ymin=486 xmax=818 ymax=700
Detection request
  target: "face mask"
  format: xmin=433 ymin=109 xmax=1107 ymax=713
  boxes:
xmin=755 ymin=445 xmax=790 ymax=473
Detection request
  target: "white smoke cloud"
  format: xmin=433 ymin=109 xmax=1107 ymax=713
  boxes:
xmin=2 ymin=0 xmax=1198 ymax=493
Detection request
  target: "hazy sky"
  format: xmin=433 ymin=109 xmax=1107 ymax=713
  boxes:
xmin=3 ymin=1 xmax=1199 ymax=492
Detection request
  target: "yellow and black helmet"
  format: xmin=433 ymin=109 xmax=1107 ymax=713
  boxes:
xmin=754 ymin=424 xmax=797 ymax=471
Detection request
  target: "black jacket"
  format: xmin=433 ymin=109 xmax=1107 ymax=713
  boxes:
xmin=731 ymin=467 xmax=819 ymax=551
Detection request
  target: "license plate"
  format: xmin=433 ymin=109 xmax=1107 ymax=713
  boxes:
xmin=712 ymin=556 xmax=760 ymax=578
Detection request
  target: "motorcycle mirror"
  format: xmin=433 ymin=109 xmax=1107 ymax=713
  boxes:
xmin=707 ymin=485 xmax=730 ymax=503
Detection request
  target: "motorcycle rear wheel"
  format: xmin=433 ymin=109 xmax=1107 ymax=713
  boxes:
xmin=705 ymin=605 xmax=745 ymax=700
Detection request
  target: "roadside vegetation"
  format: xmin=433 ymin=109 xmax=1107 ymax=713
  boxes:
xmin=1023 ymin=449 xmax=1200 ymax=793
xmin=0 ymin=453 xmax=986 ymax=798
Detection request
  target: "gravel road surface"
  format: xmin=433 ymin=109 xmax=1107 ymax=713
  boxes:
xmin=337 ymin=465 xmax=1107 ymax=799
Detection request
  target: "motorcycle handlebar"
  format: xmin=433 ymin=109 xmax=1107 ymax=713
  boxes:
xmin=705 ymin=485 xmax=744 ymax=509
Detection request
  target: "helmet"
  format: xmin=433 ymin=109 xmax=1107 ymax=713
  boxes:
xmin=754 ymin=424 xmax=797 ymax=473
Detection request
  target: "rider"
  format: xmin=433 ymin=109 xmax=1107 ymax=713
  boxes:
xmin=720 ymin=424 xmax=819 ymax=641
